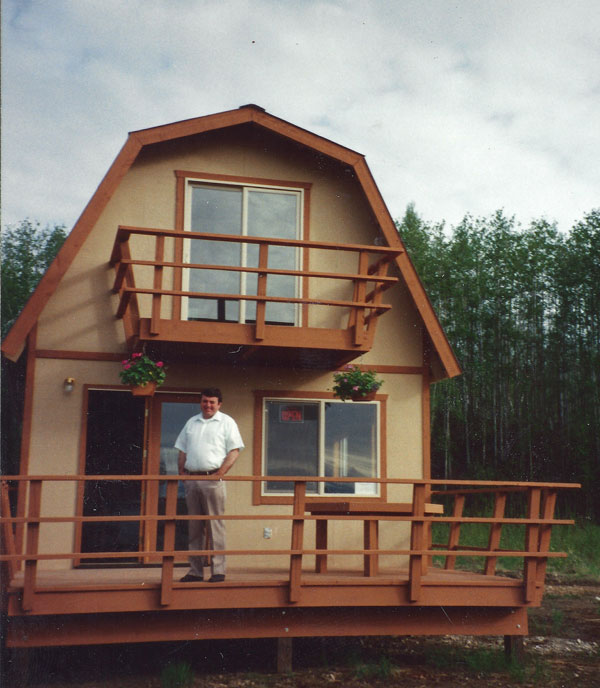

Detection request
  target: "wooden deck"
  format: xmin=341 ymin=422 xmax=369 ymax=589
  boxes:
xmin=1 ymin=475 xmax=578 ymax=648
xmin=3 ymin=565 xmax=532 ymax=648
xmin=6 ymin=564 xmax=528 ymax=613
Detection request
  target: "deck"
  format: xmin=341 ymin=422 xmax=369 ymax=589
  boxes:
xmin=1 ymin=476 xmax=579 ymax=648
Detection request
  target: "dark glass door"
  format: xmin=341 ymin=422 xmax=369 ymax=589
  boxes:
xmin=80 ymin=390 xmax=146 ymax=563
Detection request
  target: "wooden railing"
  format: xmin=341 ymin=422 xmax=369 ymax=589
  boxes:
xmin=0 ymin=476 xmax=578 ymax=611
xmin=109 ymin=226 xmax=402 ymax=346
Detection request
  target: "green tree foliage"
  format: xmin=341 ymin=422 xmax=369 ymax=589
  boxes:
xmin=1 ymin=219 xmax=67 ymax=338
xmin=1 ymin=219 xmax=67 ymax=475
xmin=398 ymin=206 xmax=600 ymax=519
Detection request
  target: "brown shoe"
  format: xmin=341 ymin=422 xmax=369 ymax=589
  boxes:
xmin=208 ymin=574 xmax=225 ymax=583
xmin=180 ymin=572 xmax=203 ymax=583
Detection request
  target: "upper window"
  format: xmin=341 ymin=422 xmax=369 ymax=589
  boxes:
xmin=261 ymin=397 xmax=380 ymax=497
xmin=183 ymin=179 xmax=303 ymax=325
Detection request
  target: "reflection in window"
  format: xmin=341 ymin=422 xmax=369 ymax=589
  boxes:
xmin=263 ymin=399 xmax=379 ymax=496
xmin=184 ymin=182 xmax=301 ymax=325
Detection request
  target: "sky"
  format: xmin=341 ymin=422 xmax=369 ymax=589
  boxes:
xmin=2 ymin=0 xmax=599 ymax=236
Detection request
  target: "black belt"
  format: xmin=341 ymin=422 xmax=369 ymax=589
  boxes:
xmin=187 ymin=468 xmax=219 ymax=475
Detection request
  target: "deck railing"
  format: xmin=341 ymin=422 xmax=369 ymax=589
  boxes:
xmin=0 ymin=475 xmax=578 ymax=611
xmin=109 ymin=226 xmax=402 ymax=346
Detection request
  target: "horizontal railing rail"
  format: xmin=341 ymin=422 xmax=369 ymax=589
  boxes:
xmin=109 ymin=225 xmax=402 ymax=344
xmin=0 ymin=475 xmax=579 ymax=610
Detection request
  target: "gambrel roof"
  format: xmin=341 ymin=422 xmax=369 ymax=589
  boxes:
xmin=2 ymin=104 xmax=461 ymax=378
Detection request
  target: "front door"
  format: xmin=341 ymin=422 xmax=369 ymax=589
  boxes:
xmin=80 ymin=390 xmax=147 ymax=563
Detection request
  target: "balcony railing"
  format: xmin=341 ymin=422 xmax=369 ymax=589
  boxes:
xmin=109 ymin=226 xmax=402 ymax=363
xmin=1 ymin=476 xmax=578 ymax=614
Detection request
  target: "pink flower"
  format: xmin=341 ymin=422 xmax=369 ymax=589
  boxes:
xmin=132 ymin=352 xmax=142 ymax=358
xmin=353 ymin=385 xmax=359 ymax=391
xmin=124 ymin=364 xmax=131 ymax=370
xmin=122 ymin=360 xmax=128 ymax=365
xmin=156 ymin=361 xmax=164 ymax=367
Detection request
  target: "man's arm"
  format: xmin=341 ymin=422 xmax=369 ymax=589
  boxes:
xmin=214 ymin=448 xmax=240 ymax=479
xmin=178 ymin=451 xmax=187 ymax=475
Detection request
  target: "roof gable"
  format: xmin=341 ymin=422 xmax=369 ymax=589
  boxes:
xmin=2 ymin=104 xmax=460 ymax=378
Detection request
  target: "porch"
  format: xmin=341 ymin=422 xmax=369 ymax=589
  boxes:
xmin=1 ymin=476 xmax=578 ymax=648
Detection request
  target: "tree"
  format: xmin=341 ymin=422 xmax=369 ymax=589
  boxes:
xmin=1 ymin=219 xmax=67 ymax=338
xmin=1 ymin=219 xmax=67 ymax=475
xmin=398 ymin=205 xmax=600 ymax=519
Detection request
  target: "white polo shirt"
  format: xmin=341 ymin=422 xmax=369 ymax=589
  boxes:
xmin=174 ymin=410 xmax=244 ymax=472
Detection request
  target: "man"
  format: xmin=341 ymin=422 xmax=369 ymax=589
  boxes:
xmin=175 ymin=387 xmax=244 ymax=583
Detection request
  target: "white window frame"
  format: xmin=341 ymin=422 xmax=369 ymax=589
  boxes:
xmin=181 ymin=177 xmax=304 ymax=325
xmin=261 ymin=396 xmax=381 ymax=497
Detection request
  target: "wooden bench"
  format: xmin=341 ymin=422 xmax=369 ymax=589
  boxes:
xmin=306 ymin=500 xmax=443 ymax=576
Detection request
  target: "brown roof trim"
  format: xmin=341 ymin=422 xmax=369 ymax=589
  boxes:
xmin=1 ymin=105 xmax=461 ymax=378
xmin=1 ymin=135 xmax=143 ymax=361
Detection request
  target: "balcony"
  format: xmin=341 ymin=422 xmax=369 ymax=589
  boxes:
xmin=1 ymin=475 xmax=578 ymax=648
xmin=109 ymin=226 xmax=402 ymax=367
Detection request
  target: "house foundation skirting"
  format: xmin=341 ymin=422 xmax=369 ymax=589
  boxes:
xmin=4 ymin=606 xmax=528 ymax=648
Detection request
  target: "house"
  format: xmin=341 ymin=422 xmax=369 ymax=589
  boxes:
xmin=1 ymin=105 xmax=576 ymax=663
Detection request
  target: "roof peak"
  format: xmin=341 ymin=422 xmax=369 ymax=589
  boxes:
xmin=238 ymin=103 xmax=266 ymax=112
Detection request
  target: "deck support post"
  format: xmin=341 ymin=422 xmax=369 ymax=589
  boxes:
xmin=504 ymin=635 xmax=525 ymax=663
xmin=276 ymin=637 xmax=293 ymax=673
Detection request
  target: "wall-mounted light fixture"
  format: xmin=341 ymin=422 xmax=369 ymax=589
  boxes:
xmin=63 ymin=377 xmax=75 ymax=393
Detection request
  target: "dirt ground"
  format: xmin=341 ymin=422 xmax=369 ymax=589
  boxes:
xmin=8 ymin=580 xmax=600 ymax=688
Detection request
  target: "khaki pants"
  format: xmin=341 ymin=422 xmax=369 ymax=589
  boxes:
xmin=184 ymin=479 xmax=226 ymax=576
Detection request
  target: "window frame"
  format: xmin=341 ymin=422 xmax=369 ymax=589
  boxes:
xmin=174 ymin=170 xmax=312 ymax=325
xmin=252 ymin=390 xmax=388 ymax=505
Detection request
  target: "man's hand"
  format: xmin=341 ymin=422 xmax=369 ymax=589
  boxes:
xmin=213 ymin=448 xmax=240 ymax=479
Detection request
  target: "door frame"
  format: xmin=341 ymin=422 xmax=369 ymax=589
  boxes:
xmin=143 ymin=392 xmax=202 ymax=563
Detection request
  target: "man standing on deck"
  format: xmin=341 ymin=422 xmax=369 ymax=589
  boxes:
xmin=175 ymin=387 xmax=244 ymax=582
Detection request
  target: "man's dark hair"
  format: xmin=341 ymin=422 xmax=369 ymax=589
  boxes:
xmin=201 ymin=387 xmax=222 ymax=403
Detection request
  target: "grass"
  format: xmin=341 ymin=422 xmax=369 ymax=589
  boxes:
xmin=431 ymin=519 xmax=600 ymax=580
xmin=160 ymin=661 xmax=194 ymax=688
xmin=424 ymin=644 xmax=549 ymax=683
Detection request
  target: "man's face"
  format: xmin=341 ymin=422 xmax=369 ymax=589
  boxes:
xmin=200 ymin=395 xmax=222 ymax=419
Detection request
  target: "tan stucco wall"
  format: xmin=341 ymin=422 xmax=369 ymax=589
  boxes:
xmin=27 ymin=126 xmax=424 ymax=569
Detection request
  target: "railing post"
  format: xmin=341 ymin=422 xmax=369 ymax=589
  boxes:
xmin=524 ymin=487 xmax=541 ymax=602
xmin=1 ymin=480 xmax=18 ymax=579
xmin=363 ymin=518 xmax=379 ymax=577
xmin=22 ymin=480 xmax=42 ymax=612
xmin=409 ymin=483 xmax=426 ymax=602
xmin=255 ymin=243 xmax=269 ymax=341
xmin=484 ymin=491 xmax=507 ymax=576
xmin=160 ymin=479 xmax=178 ymax=606
xmin=288 ymin=480 xmax=306 ymax=603
xmin=353 ymin=251 xmax=369 ymax=345
xmin=535 ymin=489 xmax=557 ymax=603
xmin=150 ymin=234 xmax=165 ymax=336
xmin=363 ymin=257 xmax=390 ymax=347
xmin=444 ymin=494 xmax=465 ymax=570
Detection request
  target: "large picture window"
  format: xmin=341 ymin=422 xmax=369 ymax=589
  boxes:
xmin=182 ymin=178 xmax=303 ymax=325
xmin=262 ymin=397 xmax=380 ymax=497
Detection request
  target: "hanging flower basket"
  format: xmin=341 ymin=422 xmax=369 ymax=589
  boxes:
xmin=332 ymin=365 xmax=383 ymax=402
xmin=130 ymin=381 xmax=158 ymax=397
xmin=351 ymin=389 xmax=377 ymax=402
xmin=119 ymin=353 xmax=166 ymax=395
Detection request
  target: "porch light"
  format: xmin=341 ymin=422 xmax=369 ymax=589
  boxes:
xmin=63 ymin=377 xmax=75 ymax=393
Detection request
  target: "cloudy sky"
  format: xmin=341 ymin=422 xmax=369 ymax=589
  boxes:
xmin=2 ymin=0 xmax=598 ymax=235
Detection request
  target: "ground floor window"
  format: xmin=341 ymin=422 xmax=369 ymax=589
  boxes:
xmin=262 ymin=397 xmax=380 ymax=497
